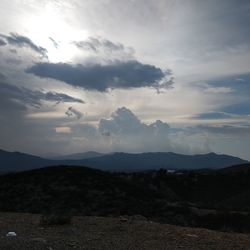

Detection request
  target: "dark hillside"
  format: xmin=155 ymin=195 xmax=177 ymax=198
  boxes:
xmin=0 ymin=166 xmax=178 ymax=217
xmin=124 ymin=168 xmax=250 ymax=211
xmin=1 ymin=165 xmax=250 ymax=232
xmin=0 ymin=149 xmax=55 ymax=171
xmin=219 ymin=163 xmax=250 ymax=174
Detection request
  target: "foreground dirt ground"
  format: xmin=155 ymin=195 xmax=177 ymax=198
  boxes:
xmin=0 ymin=213 xmax=250 ymax=250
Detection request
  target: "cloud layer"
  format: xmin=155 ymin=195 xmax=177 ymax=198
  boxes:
xmin=74 ymin=36 xmax=134 ymax=56
xmin=28 ymin=60 xmax=173 ymax=92
xmin=0 ymin=33 xmax=47 ymax=57
xmin=0 ymin=82 xmax=84 ymax=113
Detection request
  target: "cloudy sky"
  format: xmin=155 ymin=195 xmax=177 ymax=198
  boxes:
xmin=0 ymin=0 xmax=250 ymax=160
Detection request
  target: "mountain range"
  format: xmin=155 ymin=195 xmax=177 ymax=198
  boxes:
xmin=0 ymin=149 xmax=248 ymax=172
xmin=52 ymin=151 xmax=104 ymax=160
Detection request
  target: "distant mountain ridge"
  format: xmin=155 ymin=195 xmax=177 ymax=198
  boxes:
xmin=79 ymin=152 xmax=248 ymax=171
xmin=0 ymin=149 xmax=54 ymax=171
xmin=52 ymin=151 xmax=104 ymax=160
xmin=0 ymin=149 xmax=248 ymax=172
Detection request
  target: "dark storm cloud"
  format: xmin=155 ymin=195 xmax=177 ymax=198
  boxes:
xmin=0 ymin=39 xmax=7 ymax=46
xmin=27 ymin=60 xmax=173 ymax=91
xmin=65 ymin=107 xmax=83 ymax=120
xmin=0 ymin=82 xmax=84 ymax=112
xmin=0 ymin=33 xmax=47 ymax=57
xmin=44 ymin=92 xmax=84 ymax=104
xmin=0 ymin=83 xmax=27 ymax=116
xmin=0 ymin=82 xmax=39 ymax=109
xmin=49 ymin=37 xmax=59 ymax=49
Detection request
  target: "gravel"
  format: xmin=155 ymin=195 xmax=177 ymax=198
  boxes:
xmin=0 ymin=212 xmax=250 ymax=250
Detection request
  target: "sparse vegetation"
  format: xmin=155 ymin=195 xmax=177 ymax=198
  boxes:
xmin=0 ymin=165 xmax=250 ymax=232
xmin=39 ymin=212 xmax=72 ymax=226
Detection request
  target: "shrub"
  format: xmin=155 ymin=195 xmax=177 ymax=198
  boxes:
xmin=39 ymin=212 xmax=72 ymax=226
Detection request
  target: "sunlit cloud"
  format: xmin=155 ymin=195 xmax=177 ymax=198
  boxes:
xmin=55 ymin=126 xmax=72 ymax=133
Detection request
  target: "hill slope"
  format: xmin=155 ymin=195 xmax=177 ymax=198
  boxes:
xmin=219 ymin=163 xmax=250 ymax=174
xmin=0 ymin=166 xmax=178 ymax=215
xmin=0 ymin=149 xmax=55 ymax=171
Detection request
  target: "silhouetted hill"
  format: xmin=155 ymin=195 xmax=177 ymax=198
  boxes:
xmin=0 ymin=166 xmax=178 ymax=216
xmin=0 ymin=149 xmax=55 ymax=171
xmin=219 ymin=163 xmax=250 ymax=174
xmin=0 ymin=149 xmax=247 ymax=172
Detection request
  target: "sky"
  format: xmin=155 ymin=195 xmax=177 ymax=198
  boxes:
xmin=0 ymin=0 xmax=250 ymax=160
